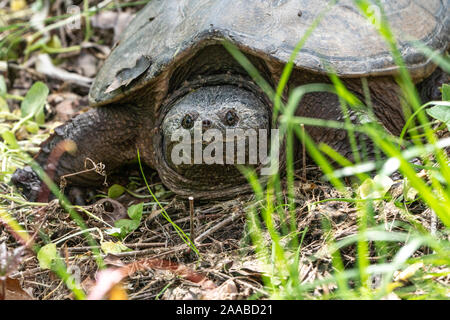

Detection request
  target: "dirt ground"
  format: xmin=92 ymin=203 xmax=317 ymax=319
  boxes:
xmin=2 ymin=165 xmax=444 ymax=300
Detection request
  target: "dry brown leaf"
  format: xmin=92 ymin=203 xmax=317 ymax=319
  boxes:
xmin=2 ymin=277 xmax=33 ymax=300
xmin=87 ymin=258 xmax=217 ymax=300
xmin=201 ymin=279 xmax=238 ymax=300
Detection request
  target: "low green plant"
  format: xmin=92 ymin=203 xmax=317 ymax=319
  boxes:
xmin=109 ymin=202 xmax=144 ymax=239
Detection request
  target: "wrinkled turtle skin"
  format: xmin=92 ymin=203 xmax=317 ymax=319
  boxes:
xmin=12 ymin=0 xmax=449 ymax=201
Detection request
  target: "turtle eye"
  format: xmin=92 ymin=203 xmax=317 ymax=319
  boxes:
xmin=181 ymin=114 xmax=194 ymax=129
xmin=225 ymin=110 xmax=238 ymax=126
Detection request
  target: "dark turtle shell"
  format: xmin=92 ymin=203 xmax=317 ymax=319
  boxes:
xmin=89 ymin=0 xmax=449 ymax=107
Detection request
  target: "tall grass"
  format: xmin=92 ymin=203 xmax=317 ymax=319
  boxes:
xmin=225 ymin=0 xmax=449 ymax=299
xmin=1 ymin=0 xmax=448 ymax=300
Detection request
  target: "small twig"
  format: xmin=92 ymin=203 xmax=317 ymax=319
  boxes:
xmin=10 ymin=267 xmax=48 ymax=279
xmin=26 ymin=205 xmax=51 ymax=248
xmin=189 ymin=197 xmax=195 ymax=242
xmin=112 ymin=243 xmax=211 ymax=258
xmin=169 ymin=213 xmax=224 ymax=225
xmin=67 ymin=242 xmax=166 ymax=252
xmin=73 ymin=205 xmax=113 ymax=228
xmin=107 ymin=247 xmax=177 ymax=258
xmin=53 ymin=227 xmax=102 ymax=245
xmin=60 ymin=157 xmax=107 ymax=193
xmin=42 ymin=279 xmax=64 ymax=300
xmin=195 ymin=211 xmax=245 ymax=243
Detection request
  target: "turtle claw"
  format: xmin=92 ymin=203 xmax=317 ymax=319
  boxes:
xmin=12 ymin=166 xmax=96 ymax=205
xmin=67 ymin=187 xmax=88 ymax=206
xmin=11 ymin=166 xmax=42 ymax=202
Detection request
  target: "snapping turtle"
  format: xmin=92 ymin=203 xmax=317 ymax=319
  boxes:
xmin=12 ymin=0 xmax=449 ymax=201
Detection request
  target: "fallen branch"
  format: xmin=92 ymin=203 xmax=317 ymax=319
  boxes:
xmin=195 ymin=211 xmax=245 ymax=243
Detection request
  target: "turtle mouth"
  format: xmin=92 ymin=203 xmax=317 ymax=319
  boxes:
xmin=160 ymin=137 xmax=266 ymax=197
xmin=154 ymin=75 xmax=275 ymax=199
xmin=169 ymin=162 xmax=247 ymax=186
xmin=163 ymin=138 xmax=260 ymax=186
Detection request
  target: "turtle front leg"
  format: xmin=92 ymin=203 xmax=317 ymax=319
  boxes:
xmin=417 ymin=67 xmax=449 ymax=103
xmin=294 ymin=77 xmax=406 ymax=162
xmin=12 ymin=104 xmax=142 ymax=202
xmin=294 ymin=90 xmax=376 ymax=161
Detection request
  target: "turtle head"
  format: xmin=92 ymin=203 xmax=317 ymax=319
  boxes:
xmin=158 ymin=83 xmax=271 ymax=198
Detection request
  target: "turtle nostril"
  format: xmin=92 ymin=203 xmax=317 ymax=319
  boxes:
xmin=202 ymin=119 xmax=211 ymax=128
xmin=181 ymin=114 xmax=194 ymax=129
xmin=225 ymin=110 xmax=238 ymax=126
